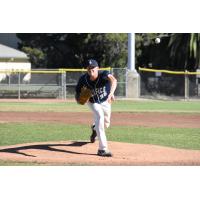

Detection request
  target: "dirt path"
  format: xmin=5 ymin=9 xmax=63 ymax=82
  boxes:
xmin=1 ymin=111 xmax=200 ymax=128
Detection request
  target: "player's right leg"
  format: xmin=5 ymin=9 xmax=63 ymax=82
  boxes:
xmin=90 ymin=124 xmax=97 ymax=143
xmin=87 ymin=102 xmax=108 ymax=151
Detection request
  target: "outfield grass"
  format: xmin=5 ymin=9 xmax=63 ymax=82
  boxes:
xmin=0 ymin=100 xmax=200 ymax=113
xmin=0 ymin=123 xmax=200 ymax=150
xmin=112 ymin=100 xmax=200 ymax=113
xmin=0 ymin=102 xmax=89 ymax=112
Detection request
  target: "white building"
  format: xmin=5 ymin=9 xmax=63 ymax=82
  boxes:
xmin=0 ymin=43 xmax=31 ymax=82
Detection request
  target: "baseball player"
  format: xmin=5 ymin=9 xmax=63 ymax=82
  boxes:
xmin=75 ymin=59 xmax=117 ymax=157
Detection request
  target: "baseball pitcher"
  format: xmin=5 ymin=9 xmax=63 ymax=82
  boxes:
xmin=75 ymin=59 xmax=117 ymax=157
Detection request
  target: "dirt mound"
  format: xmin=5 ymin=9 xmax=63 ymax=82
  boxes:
xmin=0 ymin=141 xmax=200 ymax=165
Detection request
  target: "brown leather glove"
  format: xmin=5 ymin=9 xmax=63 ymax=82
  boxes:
xmin=78 ymin=87 xmax=92 ymax=105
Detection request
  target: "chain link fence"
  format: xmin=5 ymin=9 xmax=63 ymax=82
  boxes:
xmin=0 ymin=70 xmax=63 ymax=99
xmin=0 ymin=68 xmax=127 ymax=99
xmin=111 ymin=68 xmax=126 ymax=97
xmin=1 ymin=68 xmax=200 ymax=100
xmin=139 ymin=68 xmax=200 ymax=99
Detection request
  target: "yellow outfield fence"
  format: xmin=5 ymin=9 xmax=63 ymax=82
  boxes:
xmin=139 ymin=67 xmax=200 ymax=99
xmin=139 ymin=67 xmax=200 ymax=75
xmin=0 ymin=67 xmax=111 ymax=74
xmin=0 ymin=67 xmax=125 ymax=99
xmin=59 ymin=67 xmax=111 ymax=72
xmin=1 ymin=66 xmax=200 ymax=100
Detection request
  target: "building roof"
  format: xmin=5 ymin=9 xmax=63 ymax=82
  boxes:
xmin=0 ymin=33 xmax=20 ymax=49
xmin=0 ymin=43 xmax=28 ymax=59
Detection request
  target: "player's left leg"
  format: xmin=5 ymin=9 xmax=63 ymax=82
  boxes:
xmin=101 ymin=101 xmax=111 ymax=128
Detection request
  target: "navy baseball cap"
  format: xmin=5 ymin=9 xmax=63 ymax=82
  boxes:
xmin=87 ymin=59 xmax=99 ymax=68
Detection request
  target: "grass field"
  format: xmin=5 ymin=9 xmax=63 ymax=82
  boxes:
xmin=0 ymin=100 xmax=200 ymax=154
xmin=0 ymin=123 xmax=200 ymax=150
xmin=0 ymin=99 xmax=200 ymax=113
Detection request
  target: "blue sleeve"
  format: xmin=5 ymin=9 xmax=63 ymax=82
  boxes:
xmin=101 ymin=70 xmax=111 ymax=80
xmin=75 ymin=75 xmax=85 ymax=101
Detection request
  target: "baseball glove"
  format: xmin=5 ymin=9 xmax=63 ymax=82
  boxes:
xmin=78 ymin=87 xmax=92 ymax=105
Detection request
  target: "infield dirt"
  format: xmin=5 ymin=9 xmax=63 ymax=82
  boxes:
xmin=1 ymin=111 xmax=200 ymax=128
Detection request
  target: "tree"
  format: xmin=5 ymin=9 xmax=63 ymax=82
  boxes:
xmin=21 ymin=46 xmax=47 ymax=68
xmin=17 ymin=33 xmax=128 ymax=69
xmin=80 ymin=33 xmax=128 ymax=67
xmin=168 ymin=33 xmax=200 ymax=70
xmin=135 ymin=33 xmax=200 ymax=71
xmin=135 ymin=33 xmax=171 ymax=69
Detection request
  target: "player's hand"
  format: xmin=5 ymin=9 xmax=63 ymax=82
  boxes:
xmin=107 ymin=93 xmax=115 ymax=104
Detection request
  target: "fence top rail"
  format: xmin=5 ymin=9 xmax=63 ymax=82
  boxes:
xmin=0 ymin=67 xmax=111 ymax=74
xmin=139 ymin=67 xmax=200 ymax=75
xmin=59 ymin=67 xmax=111 ymax=72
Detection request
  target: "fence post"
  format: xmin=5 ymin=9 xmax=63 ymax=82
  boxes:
xmin=126 ymin=69 xmax=140 ymax=98
xmin=18 ymin=72 xmax=21 ymax=99
xmin=184 ymin=71 xmax=189 ymax=100
xmin=9 ymin=74 xmax=11 ymax=86
xmin=61 ymin=70 xmax=66 ymax=100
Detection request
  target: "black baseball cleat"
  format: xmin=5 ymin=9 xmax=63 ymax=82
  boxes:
xmin=97 ymin=150 xmax=113 ymax=157
xmin=90 ymin=125 xmax=97 ymax=143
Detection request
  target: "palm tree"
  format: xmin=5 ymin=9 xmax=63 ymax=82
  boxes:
xmin=168 ymin=33 xmax=200 ymax=70
xmin=189 ymin=33 xmax=200 ymax=68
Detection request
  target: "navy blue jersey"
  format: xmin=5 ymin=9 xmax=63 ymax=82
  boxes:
xmin=76 ymin=70 xmax=111 ymax=104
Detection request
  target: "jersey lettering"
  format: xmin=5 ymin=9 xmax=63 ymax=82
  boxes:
xmin=95 ymin=86 xmax=107 ymax=99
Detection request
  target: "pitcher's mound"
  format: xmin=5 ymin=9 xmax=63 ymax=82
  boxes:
xmin=0 ymin=141 xmax=200 ymax=165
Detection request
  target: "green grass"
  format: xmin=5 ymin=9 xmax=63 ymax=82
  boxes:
xmin=0 ymin=123 xmax=89 ymax=146
xmin=0 ymin=123 xmax=200 ymax=150
xmin=112 ymin=100 xmax=200 ymax=113
xmin=0 ymin=159 xmax=93 ymax=166
xmin=0 ymin=100 xmax=200 ymax=113
xmin=0 ymin=102 xmax=90 ymax=112
xmin=0 ymin=160 xmax=46 ymax=166
xmin=107 ymin=126 xmax=200 ymax=150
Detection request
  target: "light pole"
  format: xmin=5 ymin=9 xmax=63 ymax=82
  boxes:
xmin=126 ymin=33 xmax=140 ymax=98
xmin=128 ymin=33 xmax=135 ymax=71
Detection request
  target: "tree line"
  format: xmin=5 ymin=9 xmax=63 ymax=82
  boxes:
xmin=136 ymin=33 xmax=200 ymax=71
xmin=17 ymin=33 xmax=128 ymax=69
xmin=17 ymin=33 xmax=200 ymax=71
